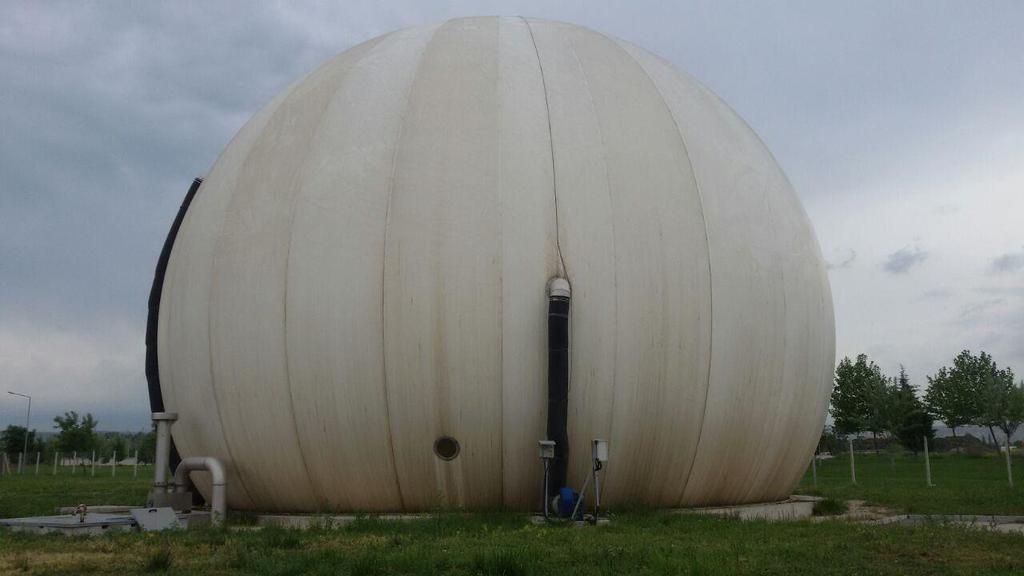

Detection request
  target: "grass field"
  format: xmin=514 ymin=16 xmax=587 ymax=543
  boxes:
xmin=798 ymin=451 xmax=1024 ymax=515
xmin=0 ymin=465 xmax=152 ymax=519
xmin=1 ymin=454 xmax=1023 ymax=575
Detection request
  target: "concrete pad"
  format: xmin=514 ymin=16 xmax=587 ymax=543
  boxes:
xmin=131 ymin=507 xmax=182 ymax=531
xmin=256 ymin=513 xmax=431 ymax=529
xmin=675 ymin=497 xmax=818 ymax=521
xmin=0 ymin=513 xmax=135 ymax=535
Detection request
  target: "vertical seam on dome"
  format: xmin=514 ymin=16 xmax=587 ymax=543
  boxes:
xmin=688 ymin=81 xmax=817 ymax=502
xmin=170 ymin=181 xmax=260 ymax=507
xmin=561 ymin=31 xmax=620 ymax=495
xmin=206 ymin=41 xmax=387 ymax=512
xmin=279 ymin=36 xmax=395 ymax=512
xmin=496 ymin=16 xmax=506 ymax=511
xmin=742 ymin=183 xmax=789 ymax=503
xmin=522 ymin=17 xmax=567 ymax=278
xmin=380 ymin=23 xmax=444 ymax=512
xmin=202 ymin=92 xmax=318 ymax=511
xmin=606 ymin=37 xmax=715 ymax=507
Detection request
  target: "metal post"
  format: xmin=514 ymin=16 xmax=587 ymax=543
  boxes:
xmin=848 ymin=437 xmax=856 ymax=485
xmin=152 ymin=412 xmax=177 ymax=491
xmin=7 ymin=391 xmax=31 ymax=463
xmin=1005 ymin=434 xmax=1014 ymax=488
xmin=924 ymin=436 xmax=933 ymax=487
xmin=134 ymin=449 xmax=139 ymax=477
xmin=112 ymin=450 xmax=117 ymax=477
xmin=18 ymin=452 xmax=23 ymax=474
xmin=53 ymin=452 xmax=58 ymax=475
xmin=811 ymin=449 xmax=818 ymax=487
xmin=570 ymin=469 xmax=592 ymax=522
xmin=35 ymin=452 xmax=40 ymax=475
xmin=542 ymin=460 xmax=550 ymax=519
xmin=91 ymin=451 xmax=96 ymax=476
xmin=72 ymin=451 xmax=77 ymax=474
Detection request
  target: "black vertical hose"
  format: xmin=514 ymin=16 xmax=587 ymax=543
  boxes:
xmin=546 ymin=279 xmax=571 ymax=496
xmin=146 ymin=177 xmax=202 ymax=471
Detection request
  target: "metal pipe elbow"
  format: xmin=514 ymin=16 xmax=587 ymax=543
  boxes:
xmin=173 ymin=456 xmax=227 ymax=492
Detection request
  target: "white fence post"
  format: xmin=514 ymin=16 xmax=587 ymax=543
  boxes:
xmin=811 ymin=449 xmax=818 ymax=487
xmin=53 ymin=452 xmax=58 ymax=475
xmin=112 ymin=450 xmax=116 ymax=477
xmin=92 ymin=450 xmax=96 ymax=477
xmin=18 ymin=452 xmax=23 ymax=474
xmin=35 ymin=451 xmax=40 ymax=475
xmin=924 ymin=436 xmax=933 ymax=487
xmin=848 ymin=437 xmax=857 ymax=485
xmin=72 ymin=451 xmax=77 ymax=475
xmin=134 ymin=449 xmax=139 ymax=478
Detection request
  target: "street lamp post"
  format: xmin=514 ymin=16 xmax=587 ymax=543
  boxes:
xmin=8 ymin=391 xmax=31 ymax=467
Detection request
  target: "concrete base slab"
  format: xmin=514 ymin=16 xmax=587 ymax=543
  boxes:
xmin=0 ymin=513 xmax=136 ymax=535
xmin=256 ymin=513 xmax=430 ymax=529
xmin=131 ymin=507 xmax=182 ymax=531
xmin=55 ymin=505 xmax=136 ymax=515
xmin=676 ymin=496 xmax=820 ymax=522
xmin=1 ymin=509 xmax=207 ymax=535
xmin=879 ymin=514 xmax=1024 ymax=530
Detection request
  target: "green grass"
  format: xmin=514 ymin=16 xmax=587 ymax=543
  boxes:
xmin=2 ymin=456 xmax=1024 ymax=575
xmin=798 ymin=451 xmax=1024 ymax=515
xmin=0 ymin=465 xmax=152 ymax=518
xmin=1 ymin=510 xmax=1022 ymax=575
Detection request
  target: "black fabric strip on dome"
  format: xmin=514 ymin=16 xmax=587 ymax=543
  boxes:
xmin=146 ymin=177 xmax=202 ymax=472
xmin=546 ymin=295 xmax=571 ymax=497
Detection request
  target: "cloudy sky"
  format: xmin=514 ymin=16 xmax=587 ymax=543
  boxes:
xmin=2 ymin=1 xmax=1022 ymax=432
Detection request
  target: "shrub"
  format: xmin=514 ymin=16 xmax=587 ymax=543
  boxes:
xmin=812 ymin=497 xmax=848 ymax=516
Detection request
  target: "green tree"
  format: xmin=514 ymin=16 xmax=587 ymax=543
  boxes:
xmin=971 ymin=352 xmax=1010 ymax=445
xmin=1 ymin=425 xmax=37 ymax=457
xmin=816 ymin=426 xmax=845 ymax=455
xmin=887 ymin=367 xmax=934 ymax=454
xmin=925 ymin=350 xmax=984 ymax=446
xmin=864 ymin=371 xmax=892 ymax=454
xmin=989 ymin=379 xmax=1024 ymax=442
xmin=832 ymin=356 xmax=867 ymax=436
xmin=52 ymin=411 xmax=98 ymax=454
xmin=978 ymin=362 xmax=1021 ymax=443
xmin=135 ymin=428 xmax=157 ymax=463
xmin=108 ymin=435 xmax=127 ymax=461
xmin=831 ymin=354 xmax=888 ymax=452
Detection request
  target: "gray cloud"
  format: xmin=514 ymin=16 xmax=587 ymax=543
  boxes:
xmin=932 ymin=203 xmax=960 ymax=215
xmin=919 ymin=288 xmax=953 ymax=301
xmin=958 ymin=298 xmax=1006 ymax=321
xmin=2 ymin=1 xmax=1023 ymax=429
xmin=991 ymin=247 xmax=1024 ymax=273
xmin=883 ymin=246 xmax=928 ymax=274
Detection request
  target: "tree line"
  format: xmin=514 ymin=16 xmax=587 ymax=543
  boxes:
xmin=0 ymin=411 xmax=157 ymax=464
xmin=830 ymin=349 xmax=1024 ymax=453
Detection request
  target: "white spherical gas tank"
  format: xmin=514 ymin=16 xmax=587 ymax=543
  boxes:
xmin=153 ymin=17 xmax=834 ymax=512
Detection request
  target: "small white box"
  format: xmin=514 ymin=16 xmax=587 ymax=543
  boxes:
xmin=592 ymin=439 xmax=608 ymax=463
xmin=538 ymin=440 xmax=556 ymax=460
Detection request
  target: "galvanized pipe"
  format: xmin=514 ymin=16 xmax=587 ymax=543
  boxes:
xmin=173 ymin=456 xmax=227 ymax=526
xmin=152 ymin=412 xmax=178 ymax=489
